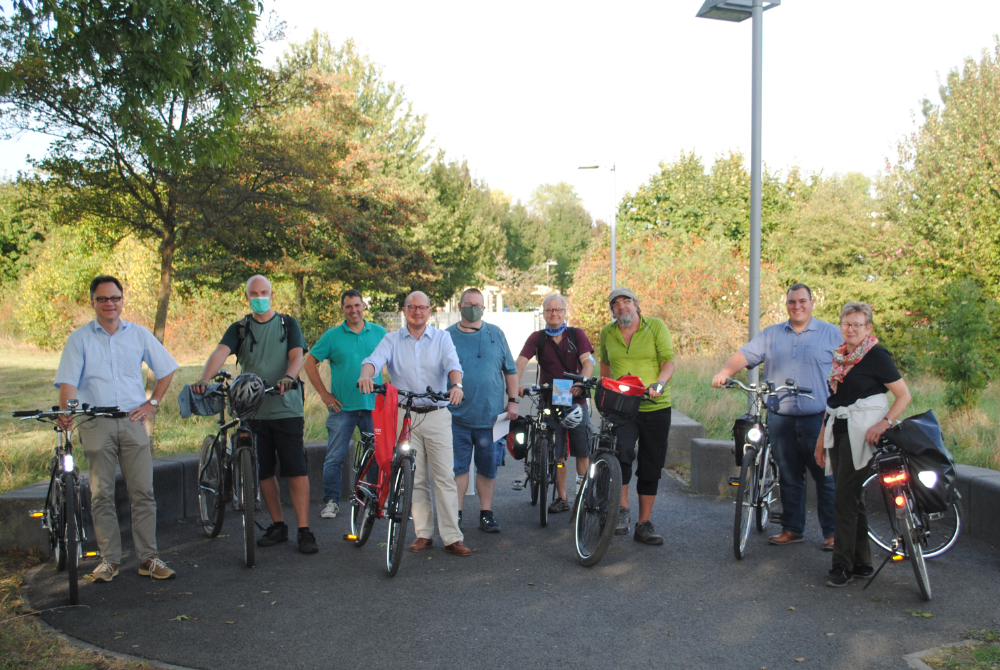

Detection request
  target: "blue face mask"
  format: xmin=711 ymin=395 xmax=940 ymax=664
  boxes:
xmin=250 ymin=297 xmax=271 ymax=314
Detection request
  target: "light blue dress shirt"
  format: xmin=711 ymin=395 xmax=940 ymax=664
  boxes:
xmin=54 ymin=319 xmax=179 ymax=413
xmin=738 ymin=317 xmax=843 ymax=416
xmin=362 ymin=325 xmax=463 ymax=407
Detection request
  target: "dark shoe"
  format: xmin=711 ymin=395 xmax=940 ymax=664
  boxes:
xmin=633 ymin=520 xmax=664 ymax=546
xmin=257 ymin=522 xmax=288 ymax=547
xmin=826 ymin=564 xmax=853 ymax=587
xmin=768 ymin=530 xmax=804 ymax=546
xmin=297 ymin=529 xmax=318 ymax=554
xmin=479 ymin=511 xmax=501 ymax=533
xmin=444 ymin=541 xmax=472 ymax=557
xmin=615 ymin=507 xmax=630 ymax=536
xmin=409 ymin=537 xmax=433 ymax=553
xmin=823 ymin=535 xmax=835 ymax=551
xmin=548 ymin=497 xmax=570 ymax=514
xmin=853 ymin=564 xmax=874 ymax=578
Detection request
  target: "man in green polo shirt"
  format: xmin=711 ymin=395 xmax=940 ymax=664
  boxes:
xmin=598 ymin=287 xmax=675 ymax=546
xmin=303 ymin=289 xmax=387 ymax=519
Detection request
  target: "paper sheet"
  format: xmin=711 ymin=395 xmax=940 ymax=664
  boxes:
xmin=492 ymin=412 xmax=510 ymax=442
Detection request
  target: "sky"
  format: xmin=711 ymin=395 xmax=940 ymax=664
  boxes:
xmin=3 ymin=1 xmax=1000 ymax=224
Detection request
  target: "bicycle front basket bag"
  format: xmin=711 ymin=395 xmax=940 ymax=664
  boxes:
xmin=884 ymin=410 xmax=958 ymax=514
xmin=732 ymin=413 xmax=754 ymax=467
xmin=507 ymin=417 xmax=530 ymax=460
xmin=594 ymin=375 xmax=646 ymax=425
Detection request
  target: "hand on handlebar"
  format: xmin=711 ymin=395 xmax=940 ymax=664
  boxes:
xmin=711 ymin=373 xmax=732 ymax=388
xmin=357 ymin=376 xmax=375 ymax=394
xmin=448 ymin=385 xmax=463 ymax=406
xmin=191 ymin=379 xmax=210 ymax=395
xmin=276 ymin=375 xmax=297 ymax=395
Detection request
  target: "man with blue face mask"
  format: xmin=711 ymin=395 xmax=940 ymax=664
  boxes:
xmin=194 ymin=275 xmax=316 ymax=554
xmin=446 ymin=288 xmax=519 ymax=533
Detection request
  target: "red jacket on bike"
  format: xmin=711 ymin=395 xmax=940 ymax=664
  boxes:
xmin=373 ymin=383 xmax=399 ymax=474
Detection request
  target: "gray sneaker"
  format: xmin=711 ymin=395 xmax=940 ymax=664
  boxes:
xmin=633 ymin=520 xmax=664 ymax=545
xmin=615 ymin=507 xmax=630 ymax=536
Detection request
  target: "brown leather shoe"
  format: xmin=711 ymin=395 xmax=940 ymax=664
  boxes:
xmin=823 ymin=535 xmax=835 ymax=551
xmin=444 ymin=541 xmax=472 ymax=557
xmin=768 ymin=530 xmax=804 ymax=546
xmin=409 ymin=537 xmax=433 ymax=553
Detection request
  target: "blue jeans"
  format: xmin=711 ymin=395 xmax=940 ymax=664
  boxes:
xmin=768 ymin=412 xmax=836 ymax=537
xmin=452 ymin=426 xmax=502 ymax=479
xmin=323 ymin=410 xmax=373 ymax=503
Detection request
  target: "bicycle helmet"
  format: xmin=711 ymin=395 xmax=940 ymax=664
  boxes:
xmin=559 ymin=404 xmax=584 ymax=429
xmin=229 ymin=373 xmax=265 ymax=419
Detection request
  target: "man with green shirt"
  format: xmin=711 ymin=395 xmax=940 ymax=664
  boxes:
xmin=195 ymin=275 xmax=317 ymax=554
xmin=598 ymin=287 xmax=675 ymax=546
xmin=303 ymin=289 xmax=387 ymax=520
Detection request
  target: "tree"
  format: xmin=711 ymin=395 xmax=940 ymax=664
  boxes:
xmin=0 ymin=0 xmax=265 ymax=341
xmin=530 ymin=182 xmax=593 ymax=293
xmin=0 ymin=179 xmax=47 ymax=289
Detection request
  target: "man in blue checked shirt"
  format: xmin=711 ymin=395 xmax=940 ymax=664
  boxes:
xmin=712 ymin=283 xmax=842 ymax=550
xmin=54 ymin=275 xmax=179 ymax=583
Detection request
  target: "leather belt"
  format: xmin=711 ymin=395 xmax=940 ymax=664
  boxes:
xmin=411 ymin=406 xmax=442 ymax=414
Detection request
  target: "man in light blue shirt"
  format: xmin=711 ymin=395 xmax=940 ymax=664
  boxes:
xmin=54 ymin=275 xmax=179 ymax=583
xmin=358 ymin=291 xmax=471 ymax=556
xmin=446 ymin=288 xmax=519 ymax=533
xmin=713 ymin=283 xmax=842 ymax=549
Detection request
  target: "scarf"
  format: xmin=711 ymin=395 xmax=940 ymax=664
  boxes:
xmin=828 ymin=334 xmax=879 ymax=393
xmin=544 ymin=323 xmax=567 ymax=337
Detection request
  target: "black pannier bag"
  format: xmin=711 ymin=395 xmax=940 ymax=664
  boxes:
xmin=507 ymin=417 xmax=530 ymax=461
xmin=732 ymin=414 xmax=754 ymax=467
xmin=883 ymin=410 xmax=958 ymax=514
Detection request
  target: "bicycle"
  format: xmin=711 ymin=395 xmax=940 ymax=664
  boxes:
xmin=722 ymin=377 xmax=813 ymax=560
xmin=863 ymin=467 xmax=961 ymax=561
xmin=518 ymin=383 xmax=571 ymax=528
xmin=349 ymin=384 xmax=443 ymax=576
xmin=196 ymin=372 xmax=293 ymax=568
xmin=14 ymin=401 xmax=126 ymax=605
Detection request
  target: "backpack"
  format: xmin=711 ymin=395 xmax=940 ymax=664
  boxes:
xmin=234 ymin=313 xmax=308 ymax=401
xmin=535 ymin=327 xmax=581 ymax=376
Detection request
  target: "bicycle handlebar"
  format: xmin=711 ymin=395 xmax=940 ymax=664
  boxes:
xmin=364 ymin=383 xmax=450 ymax=403
xmin=723 ymin=377 xmax=814 ymax=398
xmin=13 ymin=405 xmax=129 ymax=420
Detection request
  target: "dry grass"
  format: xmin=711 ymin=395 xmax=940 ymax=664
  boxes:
xmin=923 ymin=630 xmax=1000 ymax=670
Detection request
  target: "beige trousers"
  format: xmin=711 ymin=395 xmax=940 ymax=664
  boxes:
xmin=399 ymin=409 xmax=463 ymax=546
xmin=77 ymin=417 xmax=158 ymax=564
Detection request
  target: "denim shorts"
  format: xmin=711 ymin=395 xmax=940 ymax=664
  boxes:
xmin=452 ymin=425 xmax=502 ymax=479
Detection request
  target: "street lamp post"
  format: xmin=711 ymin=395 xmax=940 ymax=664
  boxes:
xmin=696 ymin=0 xmax=779 ymax=389
xmin=578 ymin=164 xmax=617 ymax=289
xmin=546 ymin=259 xmax=559 ymax=287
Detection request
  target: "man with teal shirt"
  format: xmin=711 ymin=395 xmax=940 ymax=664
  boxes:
xmin=303 ymin=289 xmax=387 ymax=520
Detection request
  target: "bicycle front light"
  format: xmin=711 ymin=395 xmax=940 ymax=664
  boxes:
xmin=400 ymin=441 xmax=411 ymax=452
xmin=747 ymin=426 xmax=763 ymax=443
xmin=917 ymin=471 xmax=938 ymax=489
xmin=63 ymin=454 xmax=74 ymax=472
xmin=515 ymin=432 xmax=526 ymax=445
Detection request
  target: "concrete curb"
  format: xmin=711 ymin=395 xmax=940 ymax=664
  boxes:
xmin=902 ymin=639 xmax=975 ymax=669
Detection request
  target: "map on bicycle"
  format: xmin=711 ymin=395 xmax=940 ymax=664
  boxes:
xmin=552 ymin=379 xmax=574 ymax=406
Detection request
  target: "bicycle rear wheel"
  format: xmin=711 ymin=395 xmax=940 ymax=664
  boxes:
xmin=902 ymin=513 xmax=932 ymax=601
xmin=756 ymin=451 xmax=777 ymax=532
xmin=574 ymin=452 xmax=622 ymax=567
xmin=529 ymin=433 xmax=541 ymax=506
xmin=64 ymin=475 xmax=79 ymax=605
xmin=237 ymin=448 xmax=256 ymax=568
xmin=198 ymin=435 xmax=225 ymax=538
xmin=538 ymin=436 xmax=549 ymax=527
xmin=386 ymin=457 xmax=413 ymax=577
xmin=352 ymin=448 xmax=377 ymax=547
xmin=734 ymin=446 xmax=758 ymax=560
xmin=864 ymin=473 xmax=961 ymax=559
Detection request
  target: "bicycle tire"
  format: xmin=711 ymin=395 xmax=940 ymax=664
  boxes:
xmin=49 ymin=475 xmax=67 ymax=572
xmin=238 ymin=448 xmax=256 ymax=568
xmin=386 ymin=458 xmax=413 ymax=577
xmin=64 ymin=475 xmax=79 ymax=605
xmin=756 ymin=451 xmax=777 ymax=532
xmin=352 ymin=448 xmax=377 ymax=547
xmin=863 ymin=473 xmax=961 ymax=559
xmin=529 ymin=432 xmax=541 ymax=506
xmin=198 ymin=435 xmax=225 ymax=538
xmin=538 ymin=435 xmax=549 ymax=527
xmin=902 ymin=513 xmax=932 ymax=601
xmin=734 ymin=446 xmax=758 ymax=560
xmin=574 ymin=452 xmax=622 ymax=567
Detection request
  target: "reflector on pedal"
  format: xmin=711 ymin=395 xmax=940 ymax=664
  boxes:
xmin=892 ymin=554 xmax=904 ymax=561
xmin=29 ymin=511 xmax=44 ymax=517
xmin=84 ymin=551 xmax=98 ymax=557
xmin=344 ymin=534 xmax=357 ymax=541
xmin=728 ymin=477 xmax=740 ymax=486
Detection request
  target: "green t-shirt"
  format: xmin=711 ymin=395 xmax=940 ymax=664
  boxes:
xmin=598 ymin=315 xmax=674 ymax=411
xmin=309 ymin=320 xmax=387 ymax=412
xmin=220 ymin=313 xmax=307 ymax=420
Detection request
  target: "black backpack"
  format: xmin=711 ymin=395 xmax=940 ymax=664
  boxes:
xmin=234 ymin=313 xmax=308 ymax=401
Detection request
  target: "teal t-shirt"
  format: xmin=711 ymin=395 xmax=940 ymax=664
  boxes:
xmin=309 ymin=320 xmax=387 ymax=412
xmin=445 ymin=323 xmax=517 ymax=429
xmin=220 ymin=313 xmax=307 ymax=420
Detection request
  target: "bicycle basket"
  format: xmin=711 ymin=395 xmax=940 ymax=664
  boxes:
xmin=732 ymin=414 xmax=754 ymax=467
xmin=594 ymin=375 xmax=645 ymax=424
xmin=507 ymin=417 xmax=530 ymax=460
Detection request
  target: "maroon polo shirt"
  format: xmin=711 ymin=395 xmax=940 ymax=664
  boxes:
xmin=519 ymin=328 xmax=595 ymax=406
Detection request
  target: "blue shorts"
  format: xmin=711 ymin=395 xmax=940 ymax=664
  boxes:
xmin=452 ymin=426 xmax=502 ymax=479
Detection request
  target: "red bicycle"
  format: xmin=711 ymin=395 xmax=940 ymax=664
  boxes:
xmin=348 ymin=385 xmax=448 ymax=576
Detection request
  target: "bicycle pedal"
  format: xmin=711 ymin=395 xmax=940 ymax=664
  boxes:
xmin=769 ymin=512 xmax=782 ymax=524
xmin=728 ymin=477 xmax=740 ymax=486
xmin=511 ymin=480 xmax=525 ymax=491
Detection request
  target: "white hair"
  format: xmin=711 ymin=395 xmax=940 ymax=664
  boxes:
xmin=245 ymin=274 xmax=272 ymax=295
xmin=542 ymin=293 xmax=567 ymax=310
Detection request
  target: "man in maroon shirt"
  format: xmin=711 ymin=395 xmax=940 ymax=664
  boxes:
xmin=515 ymin=294 xmax=596 ymax=513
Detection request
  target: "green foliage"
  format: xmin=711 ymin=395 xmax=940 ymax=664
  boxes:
xmin=0 ymin=180 xmax=47 ymax=288
xmin=529 ymin=182 xmax=593 ymax=292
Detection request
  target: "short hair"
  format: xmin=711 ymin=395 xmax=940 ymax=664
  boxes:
xmin=404 ymin=291 xmax=430 ymax=307
xmin=459 ymin=288 xmax=483 ymax=305
xmin=245 ymin=274 xmax=271 ymax=295
xmin=786 ymin=283 xmax=813 ymax=300
xmin=840 ymin=301 xmax=873 ymax=325
xmin=542 ymin=294 xmax=567 ymax=310
xmin=90 ymin=275 xmax=123 ymax=298
xmin=341 ymin=289 xmax=364 ymax=306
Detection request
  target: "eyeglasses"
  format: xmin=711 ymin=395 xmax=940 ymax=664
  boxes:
xmin=612 ymin=298 xmax=634 ymax=307
xmin=544 ymin=308 xmax=566 ymax=314
xmin=93 ymin=296 xmax=123 ymax=304
xmin=405 ymin=305 xmax=431 ymax=313
xmin=840 ymin=322 xmax=869 ymax=330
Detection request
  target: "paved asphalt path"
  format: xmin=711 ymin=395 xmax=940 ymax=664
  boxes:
xmin=26 ymin=463 xmax=1000 ymax=670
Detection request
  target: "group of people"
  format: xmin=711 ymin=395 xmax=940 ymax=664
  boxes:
xmin=53 ymin=272 xmax=906 ymax=590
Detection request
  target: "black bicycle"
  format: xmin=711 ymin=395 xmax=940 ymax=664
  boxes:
xmin=723 ymin=377 xmax=812 ymax=560
xmin=196 ymin=372 xmax=292 ymax=568
xmin=519 ymin=383 xmax=568 ymax=528
xmin=15 ymin=401 xmax=125 ymax=605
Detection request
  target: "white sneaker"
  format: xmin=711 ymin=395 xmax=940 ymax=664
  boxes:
xmin=321 ymin=501 xmax=339 ymax=519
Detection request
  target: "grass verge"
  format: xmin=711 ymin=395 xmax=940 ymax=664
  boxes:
xmin=923 ymin=630 xmax=1000 ymax=669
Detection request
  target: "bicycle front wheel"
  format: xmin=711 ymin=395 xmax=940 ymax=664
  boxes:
xmin=64 ymin=475 xmax=79 ymax=605
xmin=237 ymin=448 xmax=256 ymax=568
xmin=198 ymin=435 xmax=225 ymax=538
xmin=734 ymin=446 xmax=758 ymax=560
xmin=48 ymin=475 xmax=67 ymax=571
xmin=756 ymin=451 xmax=777 ymax=532
xmin=352 ymin=448 xmax=377 ymax=547
xmin=574 ymin=452 xmax=622 ymax=567
xmin=902 ymin=513 xmax=932 ymax=601
xmin=864 ymin=474 xmax=961 ymax=559
xmin=538 ymin=436 xmax=549 ymax=527
xmin=386 ymin=458 xmax=413 ymax=577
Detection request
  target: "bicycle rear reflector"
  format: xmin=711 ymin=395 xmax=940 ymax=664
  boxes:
xmin=883 ymin=472 xmax=907 ymax=484
xmin=894 ymin=495 xmax=906 ymax=507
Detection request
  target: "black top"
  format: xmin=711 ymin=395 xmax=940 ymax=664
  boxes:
xmin=826 ymin=345 xmax=902 ymax=409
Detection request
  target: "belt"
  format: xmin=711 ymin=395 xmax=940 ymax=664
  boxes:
xmin=411 ymin=406 xmax=443 ymax=414
xmin=770 ymin=410 xmax=825 ymax=418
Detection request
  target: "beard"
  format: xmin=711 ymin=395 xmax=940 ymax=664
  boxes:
xmin=617 ymin=313 xmax=634 ymax=327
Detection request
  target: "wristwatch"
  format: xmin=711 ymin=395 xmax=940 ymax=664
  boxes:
xmin=508 ymin=397 xmax=518 ymax=404
xmin=149 ymin=398 xmax=160 ymax=409
xmin=454 ymin=382 xmax=464 ymax=389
